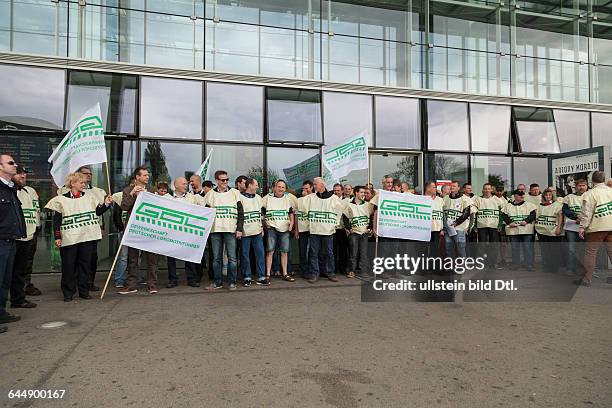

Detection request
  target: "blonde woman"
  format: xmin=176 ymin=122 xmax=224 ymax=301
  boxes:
xmin=45 ymin=172 xmax=112 ymax=302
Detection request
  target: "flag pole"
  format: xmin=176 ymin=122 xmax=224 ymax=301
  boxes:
xmin=100 ymin=244 xmax=122 ymax=300
xmin=104 ymin=161 xmax=112 ymax=195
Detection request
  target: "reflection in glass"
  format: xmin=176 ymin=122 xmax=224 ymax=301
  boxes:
xmin=267 ymin=147 xmax=320 ymax=194
xmin=205 ymin=144 xmax=264 ymax=191
xmin=323 ymin=92 xmax=372 ymax=146
xmin=0 ymin=64 xmax=65 ymax=131
xmin=371 ymin=153 xmax=419 ymax=192
xmin=513 ymin=107 xmax=560 ymax=153
xmin=145 ymin=13 xmax=204 ymax=70
xmin=470 ymin=104 xmax=510 ymax=153
xmin=592 ymin=64 xmax=612 ymax=104
xmin=471 ymin=156 xmax=512 ymax=192
xmin=208 ymin=0 xmax=312 ymax=30
xmin=67 ymin=71 xmax=137 ymax=134
xmin=425 ymin=153 xmax=468 ymax=184
xmin=513 ymin=57 xmax=589 ymax=102
xmin=267 ymin=88 xmax=322 ymax=143
xmin=140 ymin=77 xmax=203 ymax=139
xmin=140 ymin=141 xmax=202 ymax=187
xmin=375 ymin=96 xmax=420 ymax=149
xmin=427 ymin=100 xmax=469 ymax=151
xmin=592 ymin=112 xmax=612 ymax=150
xmin=593 ymin=22 xmax=612 ymax=65
xmin=206 ymin=83 xmax=264 ymax=142
xmin=553 ymin=110 xmax=590 ymax=152
xmin=513 ymin=157 xmax=548 ymax=190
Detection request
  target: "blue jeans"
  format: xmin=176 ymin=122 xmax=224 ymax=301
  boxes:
xmin=565 ymin=230 xmax=583 ymax=273
xmin=308 ymin=234 xmax=334 ymax=279
xmin=114 ymin=234 xmax=128 ymax=285
xmin=241 ymin=234 xmax=265 ymax=281
xmin=267 ymin=229 xmax=290 ymax=253
xmin=444 ymin=229 xmax=467 ymax=258
xmin=299 ymin=232 xmax=310 ymax=277
xmin=167 ymin=257 xmax=197 ymax=283
xmin=0 ymin=239 xmax=16 ymax=316
xmin=508 ymin=234 xmax=534 ymax=269
xmin=211 ymin=232 xmax=237 ymax=285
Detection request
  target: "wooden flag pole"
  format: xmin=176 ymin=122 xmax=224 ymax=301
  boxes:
xmin=104 ymin=161 xmax=112 ymax=195
xmin=100 ymin=244 xmax=122 ymax=300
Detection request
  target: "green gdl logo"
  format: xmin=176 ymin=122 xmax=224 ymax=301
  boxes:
xmin=324 ymin=137 xmax=367 ymax=164
xmin=379 ymin=200 xmax=432 ymax=220
xmin=135 ymin=203 xmax=209 ymax=236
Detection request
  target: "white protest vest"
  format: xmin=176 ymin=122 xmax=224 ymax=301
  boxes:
xmin=203 ymin=188 xmax=241 ymax=233
xmin=474 ymin=196 xmax=503 ymax=229
xmin=241 ymin=194 xmax=263 ymax=237
xmin=263 ymin=194 xmax=292 ymax=232
xmin=336 ymin=197 xmax=350 ymax=230
xmin=17 ymin=188 xmax=38 ymax=241
xmin=343 ymin=201 xmax=372 ymax=234
xmin=524 ymin=194 xmax=541 ymax=207
xmin=443 ymin=194 xmax=472 ymax=231
xmin=563 ymin=193 xmax=582 ymax=232
xmin=582 ymin=184 xmax=612 ymax=233
xmin=306 ymin=193 xmax=342 ymax=236
xmin=112 ymin=191 xmax=129 ymax=225
xmin=503 ymin=202 xmax=537 ymax=236
xmin=45 ymin=195 xmax=102 ymax=246
xmin=296 ymin=196 xmax=310 ymax=233
xmin=430 ymin=196 xmax=444 ymax=232
xmin=535 ymin=202 xmax=562 ymax=236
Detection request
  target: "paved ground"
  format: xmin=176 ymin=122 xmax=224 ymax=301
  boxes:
xmin=1 ymin=271 xmax=612 ymax=408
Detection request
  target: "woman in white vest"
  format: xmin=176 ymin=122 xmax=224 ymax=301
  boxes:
xmin=342 ymin=186 xmax=373 ymax=278
xmin=535 ymin=188 xmax=564 ymax=273
xmin=473 ymin=183 xmax=505 ymax=269
xmin=45 ymin=172 xmax=112 ymax=302
xmin=577 ymin=171 xmax=612 ymax=286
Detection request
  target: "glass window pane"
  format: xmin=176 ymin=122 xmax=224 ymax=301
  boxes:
xmin=11 ymin=0 xmax=68 ymax=57
xmin=140 ymin=141 xmax=203 ymax=186
xmin=106 ymin=140 xmax=137 ymax=194
xmin=205 ymin=20 xmax=259 ymax=75
xmin=266 ymin=147 xmax=320 ymax=193
xmin=140 ymin=77 xmax=203 ymax=139
xmin=207 ymin=0 xmax=312 ymax=31
xmin=260 ymin=27 xmax=318 ymax=80
xmin=375 ymin=96 xmax=420 ymax=149
xmin=206 ymin=83 xmax=263 ymax=142
xmin=427 ymin=100 xmax=469 ymax=151
xmin=67 ymin=71 xmax=137 ymax=134
xmin=513 ymin=107 xmax=561 ymax=154
xmin=425 ymin=153 xmax=469 ymax=184
xmin=592 ymin=112 xmax=612 ymax=149
xmin=553 ymin=110 xmax=590 ymax=152
xmin=371 ymin=153 xmax=420 ymax=192
xmin=592 ymin=64 xmax=612 ymax=104
xmin=471 ymin=155 xmax=512 ymax=192
xmin=470 ymin=104 xmax=510 ymax=153
xmin=513 ymin=57 xmax=589 ymax=102
xmin=145 ymin=13 xmax=203 ymax=70
xmin=267 ymin=88 xmax=322 ymax=143
xmin=430 ymin=0 xmax=510 ymax=54
xmin=592 ymin=21 xmax=612 ymax=65
xmin=205 ymin=144 xmax=264 ymax=190
xmin=323 ymin=92 xmax=372 ymax=146
xmin=513 ymin=157 xmax=548 ymax=190
xmin=0 ymin=64 xmax=65 ymax=131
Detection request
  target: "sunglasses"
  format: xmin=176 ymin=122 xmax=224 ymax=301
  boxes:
xmin=217 ymin=178 xmax=229 ymax=182
xmin=1 ymin=161 xmax=16 ymax=166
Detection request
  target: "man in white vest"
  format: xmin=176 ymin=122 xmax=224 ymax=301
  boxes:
xmin=577 ymin=171 xmax=612 ymax=286
xmin=295 ymin=180 xmax=313 ymax=278
xmin=303 ymin=177 xmax=343 ymax=283
xmin=562 ymin=178 xmax=588 ymax=276
xmin=9 ymin=166 xmax=38 ymax=308
xmin=263 ymin=179 xmax=295 ymax=282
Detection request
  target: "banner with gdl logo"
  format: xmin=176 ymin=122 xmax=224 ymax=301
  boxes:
xmin=322 ymin=130 xmax=369 ymax=180
xmin=376 ymin=190 xmax=433 ymax=242
xmin=121 ymin=192 xmax=216 ymax=263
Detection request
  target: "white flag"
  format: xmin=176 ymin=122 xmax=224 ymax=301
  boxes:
xmin=376 ymin=190 xmax=432 ymax=242
xmin=322 ymin=130 xmax=369 ymax=180
xmin=48 ymin=103 xmax=107 ymax=187
xmin=121 ymin=192 xmax=215 ymax=263
xmin=196 ymin=149 xmax=213 ymax=181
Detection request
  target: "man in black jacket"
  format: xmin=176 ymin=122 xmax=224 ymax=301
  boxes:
xmin=0 ymin=153 xmax=26 ymax=333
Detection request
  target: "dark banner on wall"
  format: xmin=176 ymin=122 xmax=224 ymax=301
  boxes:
xmin=548 ymin=146 xmax=611 ymax=196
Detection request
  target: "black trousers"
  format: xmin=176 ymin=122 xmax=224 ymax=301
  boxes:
xmin=333 ymin=229 xmax=349 ymax=274
xmin=427 ymin=231 xmax=442 ymax=272
xmin=537 ymin=233 xmax=563 ymax=273
xmin=88 ymin=240 xmax=99 ymax=286
xmin=61 ymin=240 xmax=96 ymax=298
xmin=347 ymin=233 xmax=368 ymax=273
xmin=477 ymin=227 xmax=499 ymax=266
xmin=10 ymin=239 xmax=35 ymax=305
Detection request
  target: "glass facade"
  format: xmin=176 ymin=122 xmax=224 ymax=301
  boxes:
xmin=2 ymin=0 xmax=612 ymax=102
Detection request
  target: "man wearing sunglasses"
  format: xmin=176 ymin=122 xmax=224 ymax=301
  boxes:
xmin=202 ymin=170 xmax=244 ymax=290
xmin=0 ymin=153 xmax=26 ymax=333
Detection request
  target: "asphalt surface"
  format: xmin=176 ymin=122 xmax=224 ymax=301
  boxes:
xmin=1 ymin=271 xmax=612 ymax=408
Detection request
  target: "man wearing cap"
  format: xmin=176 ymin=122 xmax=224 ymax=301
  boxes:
xmin=0 ymin=153 xmax=26 ymax=333
xmin=502 ymin=189 xmax=537 ymax=270
xmin=9 ymin=166 xmax=39 ymax=308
